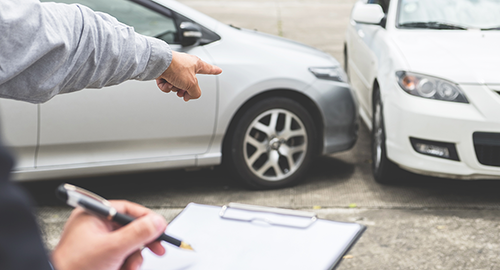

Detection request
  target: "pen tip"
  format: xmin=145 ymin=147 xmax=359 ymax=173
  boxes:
xmin=180 ymin=242 xmax=194 ymax=251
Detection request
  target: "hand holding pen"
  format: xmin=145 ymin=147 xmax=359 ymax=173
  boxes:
xmin=51 ymin=184 xmax=192 ymax=270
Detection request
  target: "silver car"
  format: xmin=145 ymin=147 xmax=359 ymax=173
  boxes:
xmin=1 ymin=0 xmax=358 ymax=189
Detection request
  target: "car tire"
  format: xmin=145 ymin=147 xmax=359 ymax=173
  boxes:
xmin=228 ymin=97 xmax=317 ymax=189
xmin=372 ymin=87 xmax=402 ymax=184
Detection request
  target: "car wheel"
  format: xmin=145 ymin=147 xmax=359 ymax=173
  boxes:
xmin=228 ymin=97 xmax=317 ymax=189
xmin=372 ymin=87 xmax=401 ymax=184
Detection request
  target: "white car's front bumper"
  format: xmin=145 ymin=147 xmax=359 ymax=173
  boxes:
xmin=384 ymin=83 xmax=500 ymax=179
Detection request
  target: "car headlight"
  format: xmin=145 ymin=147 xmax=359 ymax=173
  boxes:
xmin=309 ymin=66 xmax=348 ymax=83
xmin=396 ymin=71 xmax=468 ymax=103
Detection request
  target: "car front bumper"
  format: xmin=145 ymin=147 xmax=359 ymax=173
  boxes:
xmin=384 ymin=83 xmax=500 ymax=179
xmin=306 ymin=79 xmax=359 ymax=155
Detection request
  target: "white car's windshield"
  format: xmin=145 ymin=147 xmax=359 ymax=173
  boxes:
xmin=398 ymin=0 xmax=500 ymax=30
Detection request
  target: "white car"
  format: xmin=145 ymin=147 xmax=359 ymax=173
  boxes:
xmin=345 ymin=0 xmax=500 ymax=184
xmin=0 ymin=0 xmax=358 ymax=189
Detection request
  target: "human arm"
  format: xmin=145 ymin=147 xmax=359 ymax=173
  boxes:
xmin=0 ymin=0 xmax=221 ymax=104
xmin=0 ymin=142 xmax=52 ymax=270
xmin=0 ymin=0 xmax=171 ymax=104
xmin=0 ymin=0 xmax=172 ymax=104
xmin=51 ymin=200 xmax=168 ymax=270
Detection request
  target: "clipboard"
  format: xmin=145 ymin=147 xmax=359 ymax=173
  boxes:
xmin=141 ymin=203 xmax=366 ymax=270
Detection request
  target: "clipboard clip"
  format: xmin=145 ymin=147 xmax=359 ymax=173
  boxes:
xmin=219 ymin=202 xmax=318 ymax=229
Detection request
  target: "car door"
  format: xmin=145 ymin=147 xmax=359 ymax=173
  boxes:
xmin=37 ymin=0 xmax=217 ymax=169
xmin=0 ymin=99 xmax=38 ymax=171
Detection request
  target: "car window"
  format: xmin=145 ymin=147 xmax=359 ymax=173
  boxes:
xmin=397 ymin=0 xmax=500 ymax=29
xmin=42 ymin=0 xmax=178 ymax=44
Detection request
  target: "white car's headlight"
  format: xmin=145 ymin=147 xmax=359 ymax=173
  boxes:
xmin=309 ymin=67 xmax=348 ymax=83
xmin=396 ymin=71 xmax=468 ymax=103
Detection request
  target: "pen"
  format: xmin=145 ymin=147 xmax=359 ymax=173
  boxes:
xmin=56 ymin=183 xmax=194 ymax=251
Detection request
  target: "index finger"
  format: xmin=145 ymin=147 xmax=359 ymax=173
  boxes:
xmin=196 ymin=61 xmax=222 ymax=75
xmin=109 ymin=200 xmax=154 ymax=219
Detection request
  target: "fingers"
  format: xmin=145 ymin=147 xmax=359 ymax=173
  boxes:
xmin=107 ymin=201 xmax=168 ymax=256
xmin=120 ymin=244 xmax=164 ymax=270
xmin=110 ymin=200 xmax=153 ymax=219
xmin=182 ymin=92 xmax=193 ymax=102
xmin=146 ymin=241 xmax=166 ymax=256
xmin=156 ymin=51 xmax=221 ymax=101
xmin=196 ymin=59 xmax=223 ymax=75
xmin=111 ymin=213 xmax=167 ymax=255
xmin=156 ymin=80 xmax=196 ymax=102
xmin=121 ymin=250 xmax=143 ymax=270
xmin=156 ymin=78 xmax=173 ymax=93
xmin=174 ymin=90 xmax=194 ymax=102
xmin=183 ymin=81 xmax=201 ymax=100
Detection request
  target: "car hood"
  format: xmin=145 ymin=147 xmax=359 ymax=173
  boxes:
xmin=391 ymin=30 xmax=500 ymax=84
xmin=238 ymin=28 xmax=338 ymax=63
xmin=223 ymin=26 xmax=339 ymax=66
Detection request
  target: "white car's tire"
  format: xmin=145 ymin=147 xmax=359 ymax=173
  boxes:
xmin=372 ymin=87 xmax=402 ymax=184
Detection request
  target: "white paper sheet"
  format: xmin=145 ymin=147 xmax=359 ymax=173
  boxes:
xmin=141 ymin=203 xmax=364 ymax=270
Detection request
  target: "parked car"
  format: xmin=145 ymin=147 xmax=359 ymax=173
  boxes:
xmin=1 ymin=0 xmax=358 ymax=189
xmin=345 ymin=0 xmax=500 ymax=184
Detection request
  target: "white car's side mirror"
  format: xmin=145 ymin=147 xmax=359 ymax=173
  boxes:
xmin=352 ymin=4 xmax=385 ymax=25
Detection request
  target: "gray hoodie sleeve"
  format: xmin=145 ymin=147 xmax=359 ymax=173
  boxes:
xmin=0 ymin=0 xmax=172 ymax=104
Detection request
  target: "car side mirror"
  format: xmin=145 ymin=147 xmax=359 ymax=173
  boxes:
xmin=352 ymin=4 xmax=385 ymax=25
xmin=180 ymin=22 xmax=202 ymax=47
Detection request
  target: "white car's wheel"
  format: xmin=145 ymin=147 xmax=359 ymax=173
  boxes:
xmin=228 ymin=97 xmax=317 ymax=189
xmin=372 ymin=87 xmax=402 ymax=184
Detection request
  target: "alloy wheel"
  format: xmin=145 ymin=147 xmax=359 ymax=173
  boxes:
xmin=243 ymin=108 xmax=308 ymax=181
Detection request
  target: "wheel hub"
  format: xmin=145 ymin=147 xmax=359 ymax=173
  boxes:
xmin=269 ymin=137 xmax=283 ymax=151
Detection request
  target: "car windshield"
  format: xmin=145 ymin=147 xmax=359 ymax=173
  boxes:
xmin=397 ymin=0 xmax=500 ymax=30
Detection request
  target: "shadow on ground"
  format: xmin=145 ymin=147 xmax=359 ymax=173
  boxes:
xmin=18 ymin=124 xmax=500 ymax=209
xmin=19 ymin=158 xmax=500 ymax=209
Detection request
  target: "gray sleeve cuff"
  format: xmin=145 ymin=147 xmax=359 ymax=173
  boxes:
xmin=138 ymin=36 xmax=172 ymax=80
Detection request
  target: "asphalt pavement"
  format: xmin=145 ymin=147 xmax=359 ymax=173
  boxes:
xmin=23 ymin=1 xmax=500 ymax=269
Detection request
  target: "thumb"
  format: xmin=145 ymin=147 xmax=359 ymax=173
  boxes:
xmin=111 ymin=214 xmax=167 ymax=255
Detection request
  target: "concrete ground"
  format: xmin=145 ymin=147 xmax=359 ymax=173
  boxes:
xmin=25 ymin=1 xmax=500 ymax=270
xmin=31 ymin=124 xmax=500 ymax=270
